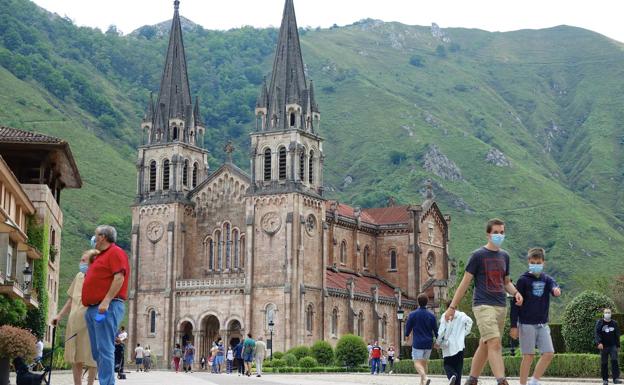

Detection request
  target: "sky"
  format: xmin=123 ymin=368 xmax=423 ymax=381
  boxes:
xmin=30 ymin=0 xmax=624 ymax=43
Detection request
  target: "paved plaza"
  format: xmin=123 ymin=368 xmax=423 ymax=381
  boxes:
xmin=9 ymin=371 xmax=601 ymax=385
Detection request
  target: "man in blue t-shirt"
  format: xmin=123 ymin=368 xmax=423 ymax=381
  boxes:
xmin=444 ymin=218 xmax=523 ymax=385
xmin=404 ymin=294 xmax=438 ymax=385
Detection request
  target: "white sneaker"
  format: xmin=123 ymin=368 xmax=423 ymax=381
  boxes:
xmin=448 ymin=375 xmax=457 ymax=385
xmin=528 ymin=378 xmax=541 ymax=385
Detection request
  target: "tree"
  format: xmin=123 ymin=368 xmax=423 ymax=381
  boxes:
xmin=0 ymin=294 xmax=27 ymax=326
xmin=435 ymin=44 xmax=447 ymax=58
xmin=311 ymin=340 xmax=334 ymax=366
xmin=409 ymin=55 xmax=424 ymax=67
xmin=562 ymin=290 xmax=615 ymax=353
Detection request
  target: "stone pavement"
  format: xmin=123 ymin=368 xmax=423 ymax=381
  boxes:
xmin=8 ymin=371 xmax=602 ymax=385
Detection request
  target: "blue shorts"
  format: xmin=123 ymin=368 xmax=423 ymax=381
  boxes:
xmin=412 ymin=348 xmax=432 ymax=360
xmin=215 ymin=356 xmax=224 ymax=365
xmin=243 ymin=353 xmax=254 ymax=362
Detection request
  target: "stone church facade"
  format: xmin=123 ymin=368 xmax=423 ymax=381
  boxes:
xmin=128 ymin=0 xmax=452 ymax=365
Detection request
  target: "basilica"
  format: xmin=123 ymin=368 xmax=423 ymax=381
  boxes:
xmin=128 ymin=0 xmax=452 ymax=364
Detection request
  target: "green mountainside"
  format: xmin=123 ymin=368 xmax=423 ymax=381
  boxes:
xmin=1 ymin=0 xmax=624 ymax=315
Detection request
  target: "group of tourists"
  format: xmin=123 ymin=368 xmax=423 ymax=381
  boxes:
xmin=173 ymin=334 xmax=266 ymax=377
xmin=403 ymin=218 xmax=621 ymax=385
xmin=51 ymin=225 xmax=130 ymax=385
xmin=367 ymin=342 xmax=396 ymax=374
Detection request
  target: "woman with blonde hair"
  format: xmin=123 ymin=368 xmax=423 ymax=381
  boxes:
xmin=52 ymin=249 xmax=100 ymax=385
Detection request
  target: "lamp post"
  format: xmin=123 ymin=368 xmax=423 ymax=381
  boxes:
xmin=396 ymin=306 xmax=404 ymax=353
xmin=22 ymin=264 xmax=32 ymax=292
xmin=268 ymin=320 xmax=274 ymax=360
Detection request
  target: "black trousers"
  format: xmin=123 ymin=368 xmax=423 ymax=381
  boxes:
xmin=443 ymin=350 xmax=464 ymax=384
xmin=601 ymin=346 xmax=621 ymax=381
xmin=114 ymin=344 xmax=125 ymax=373
xmin=235 ymin=358 xmax=244 ymax=374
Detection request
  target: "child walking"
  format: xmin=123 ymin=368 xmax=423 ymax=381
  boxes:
xmin=510 ymin=247 xmax=561 ymax=385
xmin=438 ymin=301 xmax=473 ymax=385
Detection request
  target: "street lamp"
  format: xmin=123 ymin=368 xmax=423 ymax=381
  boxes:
xmin=22 ymin=264 xmax=32 ymax=292
xmin=268 ymin=320 xmax=274 ymax=360
xmin=396 ymin=307 xmax=405 ymax=352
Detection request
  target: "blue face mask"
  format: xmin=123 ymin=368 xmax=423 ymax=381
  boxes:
xmin=490 ymin=233 xmax=505 ymax=247
xmin=528 ymin=263 xmax=543 ymax=275
xmin=79 ymin=262 xmax=89 ymax=274
xmin=90 ymin=235 xmax=96 ymax=248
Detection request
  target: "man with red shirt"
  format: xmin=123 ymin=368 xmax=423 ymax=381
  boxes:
xmin=370 ymin=341 xmax=382 ymax=375
xmin=82 ymin=225 xmax=130 ymax=385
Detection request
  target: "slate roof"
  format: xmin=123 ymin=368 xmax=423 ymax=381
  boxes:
xmin=0 ymin=126 xmax=64 ymax=144
xmin=326 ymin=201 xmax=411 ymax=226
xmin=326 ymin=269 xmax=399 ymax=298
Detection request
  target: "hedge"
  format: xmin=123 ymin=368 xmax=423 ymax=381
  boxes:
xmin=548 ymin=323 xmax=566 ymax=353
xmin=393 ymin=353 xmax=624 ymax=377
xmin=272 ymin=351 xmax=284 ymax=360
xmin=283 ymin=353 xmax=298 ymax=367
xmin=287 ymin=345 xmax=312 ymax=360
xmin=298 ymin=356 xmax=318 ymax=368
xmin=562 ymin=291 xmax=615 ymax=353
xmin=311 ymin=340 xmax=334 ymax=366
xmin=263 ymin=366 xmax=370 ymax=373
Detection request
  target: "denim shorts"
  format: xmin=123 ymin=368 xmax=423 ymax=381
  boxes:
xmin=412 ymin=348 xmax=432 ymax=360
xmin=518 ymin=323 xmax=554 ymax=354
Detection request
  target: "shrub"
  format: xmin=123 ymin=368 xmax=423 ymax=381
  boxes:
xmin=270 ymin=358 xmax=286 ymax=368
xmin=335 ymin=334 xmax=368 ymax=368
xmin=272 ymin=351 xmax=284 ymax=359
xmin=435 ymin=45 xmax=447 ymax=58
xmin=549 ymin=323 xmax=566 ymax=353
xmin=0 ymin=325 xmax=37 ymax=360
xmin=283 ymin=353 xmax=298 ymax=367
xmin=298 ymin=356 xmax=318 ymax=368
xmin=311 ymin=340 xmax=334 ymax=366
xmin=562 ymin=291 xmax=615 ymax=353
xmin=287 ymin=345 xmax=311 ymax=360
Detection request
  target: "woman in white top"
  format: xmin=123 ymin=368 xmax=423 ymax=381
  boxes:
xmin=438 ymin=306 xmax=473 ymax=385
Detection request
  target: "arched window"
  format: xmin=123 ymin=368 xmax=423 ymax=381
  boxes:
xmin=363 ymin=246 xmax=370 ymax=268
xmin=256 ymin=113 xmax=263 ymax=130
xmin=192 ymin=162 xmax=198 ymax=188
xmin=233 ymin=229 xmax=239 ymax=269
xmin=340 ymin=241 xmax=347 ymax=264
xmin=162 ymin=159 xmax=170 ymax=190
xmin=149 ymin=161 xmax=157 ymax=191
xmin=172 ymin=126 xmax=179 ymax=141
xmin=182 ymin=160 xmax=189 ymax=187
xmin=382 ymin=315 xmax=387 ymax=340
xmin=265 ymin=303 xmax=276 ymax=330
xmin=299 ymin=151 xmax=305 ymax=181
xmin=225 ymin=223 xmax=231 ymax=270
xmin=215 ymin=230 xmax=222 ymax=270
xmin=208 ymin=238 xmax=214 ymax=270
xmin=263 ymin=148 xmax=272 ymax=181
xmin=331 ymin=308 xmax=338 ymax=336
xmin=240 ymin=236 xmax=245 ymax=268
xmin=389 ymin=249 xmax=397 ymax=271
xmin=278 ymin=147 xmax=287 ymax=180
xmin=357 ymin=311 xmax=364 ymax=337
xmin=290 ymin=112 xmax=296 ymax=127
xmin=306 ymin=304 xmax=314 ymax=333
xmin=149 ymin=309 xmax=156 ymax=334
xmin=308 ymin=150 xmax=314 ymax=184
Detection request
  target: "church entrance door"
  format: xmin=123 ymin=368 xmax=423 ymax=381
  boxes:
xmin=201 ymin=315 xmax=220 ymax=358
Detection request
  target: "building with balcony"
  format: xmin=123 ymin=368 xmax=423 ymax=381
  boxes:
xmin=0 ymin=126 xmax=82 ymax=344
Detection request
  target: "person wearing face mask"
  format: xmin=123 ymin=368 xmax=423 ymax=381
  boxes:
xmin=509 ymin=248 xmax=561 ymax=385
xmin=444 ymin=218 xmax=523 ymax=385
xmin=82 ymin=225 xmax=131 ymax=385
xmin=595 ymin=308 xmax=622 ymax=385
xmin=51 ymin=249 xmax=100 ymax=385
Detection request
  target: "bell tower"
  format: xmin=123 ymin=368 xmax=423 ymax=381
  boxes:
xmin=247 ymin=0 xmax=326 ymax=349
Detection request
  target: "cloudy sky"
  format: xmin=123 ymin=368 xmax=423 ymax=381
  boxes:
xmin=31 ymin=0 xmax=624 ymax=43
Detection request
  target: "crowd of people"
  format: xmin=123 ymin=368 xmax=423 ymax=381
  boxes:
xmin=46 ymin=220 xmax=620 ymax=385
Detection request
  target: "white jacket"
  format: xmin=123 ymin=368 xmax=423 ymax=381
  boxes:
xmin=437 ymin=310 xmax=473 ymax=358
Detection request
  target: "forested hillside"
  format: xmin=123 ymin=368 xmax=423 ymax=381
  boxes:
xmin=1 ymin=0 xmax=624 ymax=315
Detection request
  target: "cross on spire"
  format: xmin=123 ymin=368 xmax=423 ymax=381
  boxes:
xmin=224 ymin=141 xmax=235 ymax=163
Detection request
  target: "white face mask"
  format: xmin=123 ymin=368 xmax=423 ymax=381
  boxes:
xmin=604 ymin=312 xmax=612 ymax=321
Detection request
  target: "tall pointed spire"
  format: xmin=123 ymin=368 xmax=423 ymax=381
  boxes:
xmin=152 ymin=0 xmax=192 ymax=140
xmin=264 ymin=0 xmax=309 ymax=130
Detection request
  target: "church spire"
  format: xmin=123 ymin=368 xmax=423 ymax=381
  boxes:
xmin=152 ymin=0 xmax=192 ymax=142
xmin=259 ymin=0 xmax=318 ymax=131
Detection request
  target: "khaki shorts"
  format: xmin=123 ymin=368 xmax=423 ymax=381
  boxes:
xmin=473 ymin=305 xmax=506 ymax=342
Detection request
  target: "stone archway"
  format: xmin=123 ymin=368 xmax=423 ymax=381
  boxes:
xmin=226 ymin=319 xmax=242 ymax=348
xmin=179 ymin=320 xmax=194 ymax=348
xmin=201 ymin=315 xmax=220 ymax=358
